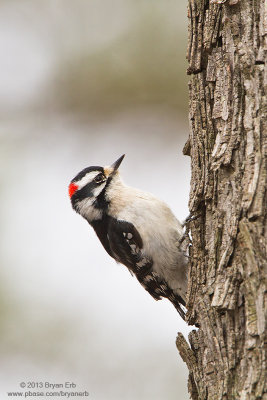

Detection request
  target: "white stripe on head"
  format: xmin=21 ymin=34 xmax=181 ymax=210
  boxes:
xmin=75 ymin=181 xmax=106 ymax=222
xmin=76 ymin=171 xmax=100 ymax=190
xmin=76 ymin=198 xmax=103 ymax=221
xmin=92 ymin=182 xmax=106 ymax=198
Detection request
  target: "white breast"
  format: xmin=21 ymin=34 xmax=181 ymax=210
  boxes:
xmin=106 ymin=176 xmax=188 ymax=299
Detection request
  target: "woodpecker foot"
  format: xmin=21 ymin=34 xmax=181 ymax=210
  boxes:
xmin=182 ymin=213 xmax=200 ymax=227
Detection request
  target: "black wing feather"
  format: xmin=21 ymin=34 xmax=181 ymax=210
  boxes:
xmin=90 ymin=217 xmax=114 ymax=258
xmin=92 ymin=217 xmax=186 ymax=320
xmin=107 ymin=218 xmax=145 ymax=269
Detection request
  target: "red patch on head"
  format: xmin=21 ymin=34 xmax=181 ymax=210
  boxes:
xmin=68 ymin=182 xmax=78 ymax=198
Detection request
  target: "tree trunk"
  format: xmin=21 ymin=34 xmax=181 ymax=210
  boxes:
xmin=176 ymin=1 xmax=267 ymax=399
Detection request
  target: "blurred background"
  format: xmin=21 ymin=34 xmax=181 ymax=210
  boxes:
xmin=0 ymin=1 xmax=192 ymax=399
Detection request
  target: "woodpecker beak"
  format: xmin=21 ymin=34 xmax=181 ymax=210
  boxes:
xmin=111 ymin=154 xmax=125 ymax=172
xmin=105 ymin=154 xmax=125 ymax=177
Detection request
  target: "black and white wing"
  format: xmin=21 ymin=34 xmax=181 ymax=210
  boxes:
xmin=107 ymin=218 xmax=186 ymax=320
xmin=107 ymin=218 xmax=151 ymax=275
xmin=91 ymin=216 xmax=148 ymax=272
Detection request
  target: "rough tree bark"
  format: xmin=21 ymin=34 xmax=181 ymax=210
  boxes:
xmin=176 ymin=1 xmax=267 ymax=399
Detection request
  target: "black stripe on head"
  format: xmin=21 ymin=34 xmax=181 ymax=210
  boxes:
xmin=71 ymin=182 xmax=95 ymax=204
xmin=71 ymin=166 xmax=104 ymax=183
xmin=94 ymin=174 xmax=114 ymax=210
xmin=70 ymin=166 xmax=106 ymax=208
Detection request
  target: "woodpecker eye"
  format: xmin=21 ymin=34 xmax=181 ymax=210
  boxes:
xmin=94 ymin=174 xmax=106 ymax=184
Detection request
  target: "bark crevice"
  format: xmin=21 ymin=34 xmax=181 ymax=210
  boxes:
xmin=177 ymin=1 xmax=267 ymax=399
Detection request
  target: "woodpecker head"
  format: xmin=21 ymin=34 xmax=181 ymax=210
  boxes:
xmin=68 ymin=154 xmax=125 ymax=222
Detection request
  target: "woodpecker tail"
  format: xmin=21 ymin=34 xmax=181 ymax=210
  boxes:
xmin=169 ymin=293 xmax=187 ymax=320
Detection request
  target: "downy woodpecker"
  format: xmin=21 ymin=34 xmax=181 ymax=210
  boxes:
xmin=68 ymin=155 xmax=188 ymax=319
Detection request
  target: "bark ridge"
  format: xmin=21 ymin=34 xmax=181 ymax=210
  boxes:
xmin=177 ymin=1 xmax=267 ymax=399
